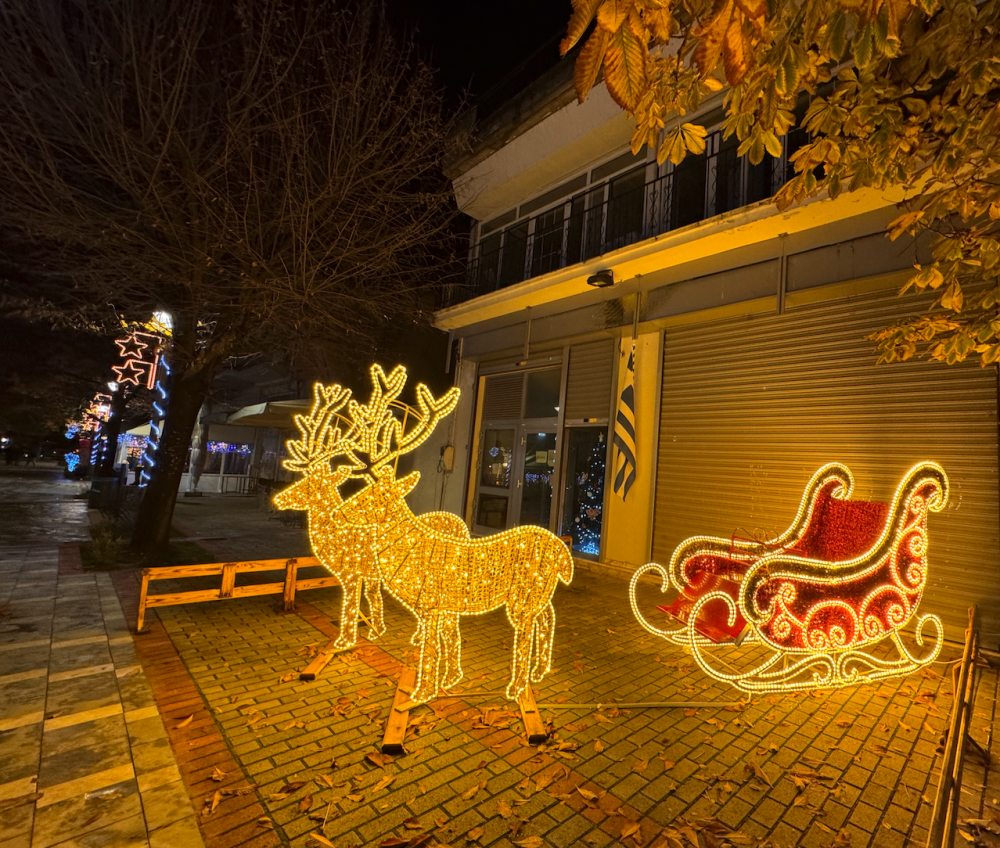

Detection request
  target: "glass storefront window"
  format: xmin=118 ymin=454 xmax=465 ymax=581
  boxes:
xmin=480 ymin=429 xmax=514 ymax=488
xmin=203 ymin=450 xmax=223 ymax=475
xmin=518 ymin=431 xmax=557 ymax=528
xmin=224 ymin=449 xmax=252 ymax=476
xmin=561 ymin=427 xmax=608 ymax=557
xmin=476 ymin=494 xmax=509 ymax=530
xmin=524 ymin=368 xmax=561 ymax=419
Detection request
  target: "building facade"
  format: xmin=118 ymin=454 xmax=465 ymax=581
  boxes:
xmin=430 ymin=63 xmax=1000 ymax=650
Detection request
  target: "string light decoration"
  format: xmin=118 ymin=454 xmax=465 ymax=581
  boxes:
xmin=112 ymin=329 xmax=162 ymax=389
xmin=630 ymin=462 xmax=948 ymax=693
xmin=274 ymin=365 xmax=574 ymax=705
xmin=140 ymin=357 xmax=171 ymax=486
xmin=64 ymin=452 xmax=81 ymax=473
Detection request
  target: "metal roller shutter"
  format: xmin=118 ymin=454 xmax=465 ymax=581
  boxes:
xmin=652 ymin=287 xmax=1000 ymax=648
xmin=565 ymin=340 xmax=615 ymax=421
xmin=482 ymin=373 xmax=523 ymax=420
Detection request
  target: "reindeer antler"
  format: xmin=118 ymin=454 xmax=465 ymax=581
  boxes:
xmin=347 ymin=364 xmax=460 ymax=476
xmin=283 ymin=382 xmax=361 ymax=473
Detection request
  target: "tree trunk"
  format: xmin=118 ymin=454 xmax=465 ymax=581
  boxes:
xmin=130 ymin=356 xmax=220 ymax=559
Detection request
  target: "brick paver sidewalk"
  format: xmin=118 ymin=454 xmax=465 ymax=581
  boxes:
xmin=119 ymin=492 xmax=999 ymax=848
xmin=0 ymin=467 xmax=203 ymax=848
xmin=5 ymin=479 xmax=998 ymax=848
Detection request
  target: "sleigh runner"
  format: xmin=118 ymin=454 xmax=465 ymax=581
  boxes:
xmin=630 ymin=462 xmax=949 ymax=693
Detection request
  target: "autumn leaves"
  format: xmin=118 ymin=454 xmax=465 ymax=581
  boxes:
xmin=559 ymin=0 xmax=767 ymax=167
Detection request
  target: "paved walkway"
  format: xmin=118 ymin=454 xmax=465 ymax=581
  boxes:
xmin=0 ymin=467 xmax=203 ymax=848
xmin=1 ymin=471 xmax=998 ymax=848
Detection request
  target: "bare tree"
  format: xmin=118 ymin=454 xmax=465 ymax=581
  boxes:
xmin=0 ymin=0 xmax=458 ymax=556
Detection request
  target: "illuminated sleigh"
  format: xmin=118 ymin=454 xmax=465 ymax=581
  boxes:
xmin=629 ymin=462 xmax=949 ymax=693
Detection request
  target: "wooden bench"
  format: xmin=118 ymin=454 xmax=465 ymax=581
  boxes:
xmin=136 ymin=557 xmax=337 ymax=631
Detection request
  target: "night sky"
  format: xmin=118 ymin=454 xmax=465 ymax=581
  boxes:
xmin=387 ymin=0 xmax=572 ymax=99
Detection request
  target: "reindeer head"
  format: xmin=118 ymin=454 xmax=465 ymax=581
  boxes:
xmin=274 ymin=365 xmax=460 ymax=520
xmin=272 ymin=382 xmax=359 ymax=512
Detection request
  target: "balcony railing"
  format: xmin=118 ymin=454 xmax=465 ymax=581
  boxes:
xmin=444 ymin=128 xmax=807 ymax=308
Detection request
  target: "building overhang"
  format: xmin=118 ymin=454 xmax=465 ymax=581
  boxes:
xmin=433 ymin=185 xmax=910 ymax=333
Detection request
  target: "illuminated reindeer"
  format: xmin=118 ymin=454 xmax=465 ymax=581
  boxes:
xmin=277 ymin=364 xmax=574 ymax=705
xmin=272 ymin=369 xmax=463 ymax=651
xmin=337 ymin=468 xmax=573 ymax=704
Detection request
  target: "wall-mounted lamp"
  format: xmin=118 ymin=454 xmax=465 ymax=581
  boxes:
xmin=586 ymin=269 xmax=615 ymax=288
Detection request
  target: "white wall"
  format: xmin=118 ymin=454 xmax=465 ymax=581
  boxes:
xmin=602 ymin=330 xmax=662 ymax=572
xmin=399 ymin=359 xmax=478 ymax=519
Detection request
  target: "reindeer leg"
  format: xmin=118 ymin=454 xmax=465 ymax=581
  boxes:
xmin=505 ymin=622 xmax=534 ymax=702
xmin=363 ymin=579 xmax=385 ymax=639
xmin=411 ymin=612 xmax=442 ymax=705
xmin=530 ymin=600 xmax=556 ymax=682
xmin=439 ymin=613 xmax=463 ymax=690
xmin=333 ymin=575 xmax=363 ymax=651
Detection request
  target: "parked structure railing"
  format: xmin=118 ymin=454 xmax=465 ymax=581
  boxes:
xmin=446 ymin=127 xmax=808 ymax=308
xmin=926 ymin=605 xmax=981 ymax=848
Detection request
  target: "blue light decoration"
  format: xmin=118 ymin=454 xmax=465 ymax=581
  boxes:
xmin=65 ymin=452 xmax=80 ymax=473
xmin=65 ymin=424 xmax=80 ymax=440
xmin=140 ymin=357 xmax=171 ymax=486
xmin=206 ymin=441 xmax=253 ymax=455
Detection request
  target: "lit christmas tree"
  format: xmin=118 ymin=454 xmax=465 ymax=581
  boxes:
xmin=573 ymin=434 xmax=606 ymax=555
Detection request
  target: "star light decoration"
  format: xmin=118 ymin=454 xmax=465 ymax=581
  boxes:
xmin=112 ymin=329 xmax=162 ymax=388
xmin=630 ymin=462 xmax=948 ymax=693
xmin=273 ymin=365 xmax=575 ymax=705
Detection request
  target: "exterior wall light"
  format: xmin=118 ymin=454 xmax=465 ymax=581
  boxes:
xmin=586 ymin=270 xmax=615 ymax=288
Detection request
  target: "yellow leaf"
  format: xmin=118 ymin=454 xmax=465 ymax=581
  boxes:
xmin=594 ymin=739 xmax=605 ymax=753
xmin=515 ymin=838 xmax=544 ymax=848
xmin=575 ymin=27 xmax=610 ymax=104
xmin=468 ymin=825 xmax=485 ymax=840
xmin=175 ymin=714 xmax=194 ymax=728
xmin=722 ymin=14 xmax=750 ymax=84
xmin=603 ymin=24 xmax=646 ymax=112
xmin=307 ymin=834 xmax=336 ymax=848
xmin=940 ymin=281 xmax=964 ymax=312
xmin=211 ymin=768 xmax=226 ymax=782
xmin=597 ymin=0 xmax=633 ymax=33
xmin=681 ymin=123 xmax=708 ymax=155
xmin=299 ymin=794 xmax=313 ymax=813
xmin=694 ymin=0 xmax=735 ymax=77
xmin=631 ymin=759 xmax=648 ymax=773
xmin=561 ymin=0 xmax=603 ymax=55
xmin=644 ymin=7 xmax=673 ymax=41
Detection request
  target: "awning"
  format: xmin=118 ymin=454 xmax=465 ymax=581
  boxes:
xmin=226 ymin=399 xmax=311 ymax=429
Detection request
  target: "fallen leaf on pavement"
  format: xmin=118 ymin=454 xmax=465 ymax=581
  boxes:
xmin=257 ymin=818 xmax=274 ymax=829
xmin=467 ymin=825 xmax=485 ymax=840
xmin=280 ymin=672 xmax=296 ymax=683
xmin=461 ymin=780 xmax=486 ymax=800
xmin=175 ymin=715 xmax=194 ymax=728
xmin=373 ymin=775 xmax=396 ymax=793
xmin=403 ymin=817 xmax=422 ymax=830
xmin=631 ymin=759 xmax=648 ymax=773
xmin=746 ymin=762 xmax=773 ymax=786
xmin=299 ymin=794 xmax=313 ymax=813
xmin=514 ymin=837 xmax=544 ymax=848
xmin=210 ymin=768 xmax=226 ymax=782
xmin=498 ymin=800 xmax=512 ymax=817
xmin=307 ymin=834 xmax=336 ymax=848
xmin=280 ymin=782 xmax=307 ymax=794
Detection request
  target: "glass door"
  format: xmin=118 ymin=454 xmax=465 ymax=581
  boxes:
xmin=473 ymin=427 xmax=516 ymax=533
xmin=517 ymin=430 xmax=557 ymax=529
xmin=560 ymin=427 xmax=609 ymax=558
